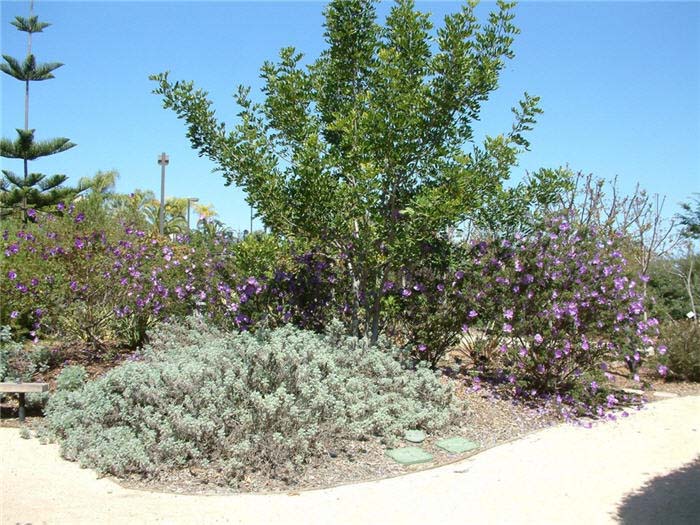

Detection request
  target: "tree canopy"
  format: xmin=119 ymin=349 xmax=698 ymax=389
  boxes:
xmin=0 ymin=2 xmax=76 ymax=221
xmin=152 ymin=0 xmax=554 ymax=340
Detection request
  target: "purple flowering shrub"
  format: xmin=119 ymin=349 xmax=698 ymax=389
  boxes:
xmin=384 ymin=214 xmax=661 ymax=416
xmin=382 ymin=264 xmax=468 ymax=368
xmin=229 ymin=249 xmax=349 ymax=332
xmin=4 ymin=208 xmax=170 ymax=347
xmin=1 ymin=201 xmax=664 ymax=421
xmin=1 ymin=206 xmax=252 ymax=349
xmin=1 ymin=205 xmax=350 ymax=350
xmin=473 ymin=215 xmax=660 ymax=394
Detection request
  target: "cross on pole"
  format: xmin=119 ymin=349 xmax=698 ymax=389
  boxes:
xmin=157 ymin=152 xmax=169 ymax=235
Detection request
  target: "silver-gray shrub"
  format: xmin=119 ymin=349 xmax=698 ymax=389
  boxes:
xmin=43 ymin=317 xmax=455 ymax=483
xmin=55 ymin=365 xmax=87 ymax=392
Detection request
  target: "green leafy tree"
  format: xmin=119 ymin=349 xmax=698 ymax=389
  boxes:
xmin=152 ymin=0 xmax=544 ymax=342
xmin=678 ymin=194 xmax=700 ymax=240
xmin=467 ymin=166 xmax=574 ymax=240
xmin=1 ymin=0 xmax=76 ymax=221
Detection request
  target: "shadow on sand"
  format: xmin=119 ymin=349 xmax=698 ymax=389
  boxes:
xmin=616 ymin=456 xmax=700 ymax=524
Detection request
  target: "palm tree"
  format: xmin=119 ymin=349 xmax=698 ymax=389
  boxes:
xmin=142 ymin=197 xmax=188 ymax=235
xmin=76 ymin=170 xmax=119 ymax=198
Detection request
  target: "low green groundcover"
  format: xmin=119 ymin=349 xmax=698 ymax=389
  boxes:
xmin=42 ymin=317 xmax=457 ymax=485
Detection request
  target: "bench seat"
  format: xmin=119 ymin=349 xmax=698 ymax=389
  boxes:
xmin=0 ymin=382 xmax=49 ymax=422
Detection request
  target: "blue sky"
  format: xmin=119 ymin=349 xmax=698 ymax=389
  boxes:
xmin=1 ymin=0 xmax=698 ymax=233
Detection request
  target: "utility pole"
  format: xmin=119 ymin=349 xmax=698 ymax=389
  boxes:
xmin=157 ymin=152 xmax=169 ymax=235
xmin=187 ymin=197 xmax=199 ymax=233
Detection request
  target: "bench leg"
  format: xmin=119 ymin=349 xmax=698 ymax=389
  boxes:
xmin=18 ymin=392 xmax=26 ymax=422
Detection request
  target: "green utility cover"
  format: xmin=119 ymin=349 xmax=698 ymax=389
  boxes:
xmin=404 ymin=430 xmax=426 ymax=443
xmin=385 ymin=447 xmax=434 ymax=465
xmin=435 ymin=437 xmax=478 ymax=454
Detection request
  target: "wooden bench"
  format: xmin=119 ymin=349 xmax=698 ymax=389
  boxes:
xmin=0 ymin=382 xmax=49 ymax=422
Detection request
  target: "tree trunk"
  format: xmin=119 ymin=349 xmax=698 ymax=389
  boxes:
xmin=22 ymin=1 xmax=33 ymax=223
xmin=685 ymin=246 xmax=697 ymax=325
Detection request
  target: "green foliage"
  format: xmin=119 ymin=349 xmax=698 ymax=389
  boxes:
xmin=647 ymin=255 xmax=700 ymax=321
xmin=151 ymin=0 xmax=545 ymax=342
xmin=56 ymin=365 xmax=87 ymax=392
xmin=1 ymin=206 xmax=172 ymax=348
xmin=0 ymin=50 xmax=62 ymax=83
xmin=468 ymin=167 xmax=574 ymax=239
xmin=657 ymin=321 xmax=700 ymax=381
xmin=1 ymin=130 xmax=77 ymax=219
xmin=0 ymin=3 xmax=77 ymax=221
xmin=27 ymin=345 xmax=58 ymax=374
xmin=232 ymin=231 xmax=292 ymax=278
xmin=44 ymin=317 xmax=456 ymax=483
xmin=0 ymin=325 xmax=25 ymax=381
xmin=678 ymin=194 xmax=700 ymax=239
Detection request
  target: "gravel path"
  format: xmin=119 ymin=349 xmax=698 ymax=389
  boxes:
xmin=1 ymin=396 xmax=699 ymax=525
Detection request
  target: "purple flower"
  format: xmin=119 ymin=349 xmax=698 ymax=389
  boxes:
xmin=455 ymin=270 xmax=465 ymax=280
xmin=56 ymin=202 xmax=65 ymax=211
xmin=401 ymin=288 xmax=412 ymax=297
xmin=502 ymin=323 xmax=513 ymax=333
xmin=657 ymin=365 xmax=668 ymax=377
xmin=10 ymin=311 xmax=19 ymax=319
xmin=504 ymin=308 xmax=514 ymax=320
xmin=75 ymin=212 xmax=85 ymax=223
xmin=658 ymin=345 xmax=667 ymax=356
xmin=26 ymin=208 xmax=37 ymax=218
xmin=382 ymin=281 xmax=394 ymax=292
xmin=74 ymin=238 xmax=85 ymax=249
xmin=418 ymin=344 xmax=427 ymax=352
xmin=468 ymin=310 xmax=478 ymax=318
xmin=590 ymin=381 xmax=598 ymax=393
xmin=533 ymin=333 xmax=543 ymax=345
xmin=7 ymin=270 xmax=17 ymax=280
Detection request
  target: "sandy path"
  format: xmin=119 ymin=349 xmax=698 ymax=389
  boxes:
xmin=1 ymin=396 xmax=699 ymax=525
